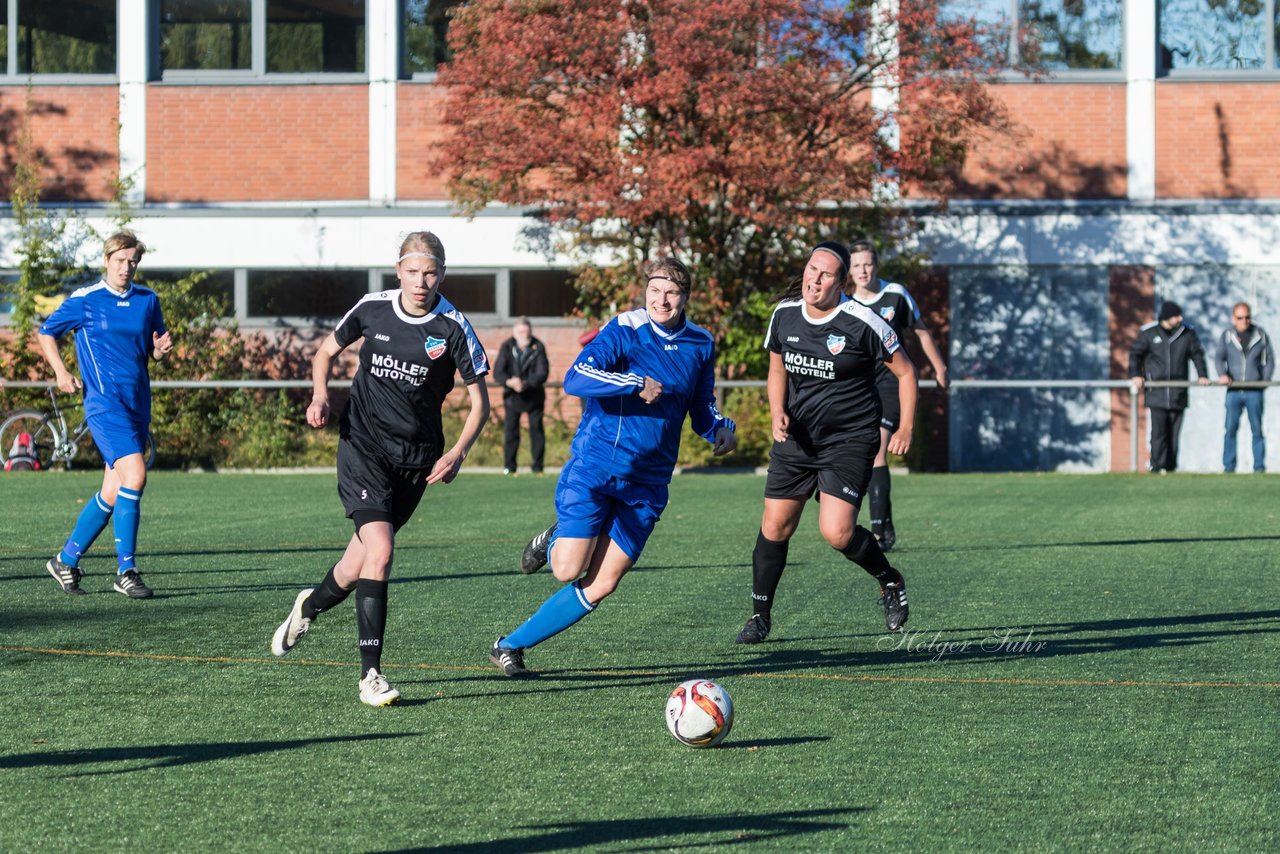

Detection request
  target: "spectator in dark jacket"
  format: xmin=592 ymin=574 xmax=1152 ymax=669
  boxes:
xmin=1215 ymin=301 xmax=1273 ymax=472
xmin=493 ymin=317 xmax=550 ymax=474
xmin=1129 ymin=301 xmax=1210 ymax=473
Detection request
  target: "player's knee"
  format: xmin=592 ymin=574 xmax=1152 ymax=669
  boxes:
xmin=551 ymin=561 xmax=583 ymax=583
xmin=821 ymin=525 xmax=855 ymax=551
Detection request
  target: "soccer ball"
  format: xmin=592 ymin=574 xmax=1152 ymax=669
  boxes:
xmin=665 ymin=679 xmax=734 ymax=748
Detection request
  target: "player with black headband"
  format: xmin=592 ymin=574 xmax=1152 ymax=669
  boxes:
xmin=269 ymin=231 xmax=490 ymax=706
xmin=735 ymin=241 xmax=917 ymax=644
xmin=846 ymin=238 xmax=948 ymax=551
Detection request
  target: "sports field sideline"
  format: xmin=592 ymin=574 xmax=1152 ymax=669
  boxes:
xmin=1 ymin=471 xmax=1276 ymax=851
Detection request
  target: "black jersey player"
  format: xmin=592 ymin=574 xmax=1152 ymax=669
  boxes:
xmin=846 ymin=238 xmax=949 ymax=551
xmin=270 ymin=231 xmax=490 ymax=706
xmin=736 ymin=241 xmax=918 ymax=644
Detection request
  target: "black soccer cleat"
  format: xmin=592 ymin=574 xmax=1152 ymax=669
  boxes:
xmin=519 ymin=523 xmax=557 ymax=574
xmin=882 ymin=578 xmax=908 ymax=632
xmin=878 ymin=519 xmax=896 ymax=553
xmin=489 ymin=638 xmax=534 ymax=678
xmin=735 ymin=614 xmax=772 ymax=645
xmin=113 ymin=569 xmax=154 ymax=599
xmin=46 ymin=557 xmax=86 ymax=596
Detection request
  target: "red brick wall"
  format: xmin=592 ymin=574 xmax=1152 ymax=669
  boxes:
xmin=1155 ymin=82 xmax=1280 ymax=198
xmin=0 ymin=86 xmax=119 ymax=201
xmin=952 ymin=82 xmax=1127 ymax=200
xmin=1109 ymin=266 xmax=1155 ymax=472
xmin=395 ymin=83 xmax=450 ymax=200
xmin=146 ymin=86 xmax=368 ymax=202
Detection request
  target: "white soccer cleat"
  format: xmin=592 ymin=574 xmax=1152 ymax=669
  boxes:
xmin=271 ymin=589 xmax=313 ymax=656
xmin=358 ymin=668 xmax=401 ymax=707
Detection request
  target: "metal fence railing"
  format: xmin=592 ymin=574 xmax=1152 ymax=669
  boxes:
xmin=5 ymin=377 xmax=1275 ymax=473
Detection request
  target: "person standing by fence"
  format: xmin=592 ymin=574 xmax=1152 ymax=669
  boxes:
xmin=1216 ymin=302 xmax=1273 ymax=473
xmin=38 ymin=230 xmax=173 ymax=599
xmin=1129 ymin=301 xmax=1210 ymax=473
xmin=493 ymin=317 xmax=549 ymax=475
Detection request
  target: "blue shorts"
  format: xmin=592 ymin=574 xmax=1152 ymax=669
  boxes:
xmin=87 ymin=411 xmax=149 ymax=468
xmin=554 ymin=456 xmax=668 ymax=562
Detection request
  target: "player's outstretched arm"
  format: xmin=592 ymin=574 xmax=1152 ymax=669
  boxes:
xmin=429 ymin=378 xmax=490 ymax=485
xmin=885 ymin=350 xmax=917 ymax=456
xmin=767 ymin=352 xmax=790 ymax=443
xmin=913 ymin=322 xmax=949 ymax=391
xmin=37 ymin=333 xmax=81 ymax=393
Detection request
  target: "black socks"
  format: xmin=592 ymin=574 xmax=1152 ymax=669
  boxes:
xmin=868 ymin=466 xmax=891 ymax=535
xmin=356 ymin=578 xmax=389 ymax=673
xmin=303 ymin=564 xmax=353 ymax=620
xmin=837 ymin=526 xmax=899 ymax=584
xmin=750 ymin=531 xmax=789 ymax=623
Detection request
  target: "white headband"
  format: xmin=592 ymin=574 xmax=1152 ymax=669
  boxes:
xmin=398 ymin=252 xmax=444 ymax=264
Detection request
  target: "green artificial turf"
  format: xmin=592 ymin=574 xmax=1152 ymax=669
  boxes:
xmin=1 ymin=471 xmax=1276 ymax=852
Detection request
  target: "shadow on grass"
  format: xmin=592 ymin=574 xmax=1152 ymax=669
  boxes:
xmin=0 ymin=732 xmax=417 ymax=775
xmin=386 ymin=806 xmax=863 ymax=853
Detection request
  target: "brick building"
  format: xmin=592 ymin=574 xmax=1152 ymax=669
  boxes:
xmin=3 ymin=1 xmax=1279 ymax=472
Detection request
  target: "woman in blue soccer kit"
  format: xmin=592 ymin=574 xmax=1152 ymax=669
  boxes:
xmin=39 ymin=230 xmax=173 ymax=599
xmin=489 ymin=258 xmax=737 ymax=677
xmin=735 ymin=241 xmax=917 ymax=644
xmin=269 ymin=231 xmax=491 ymax=706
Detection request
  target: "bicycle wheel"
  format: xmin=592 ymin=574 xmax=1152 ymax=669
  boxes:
xmin=0 ymin=411 xmax=57 ymax=470
xmin=144 ymin=432 xmax=157 ymax=469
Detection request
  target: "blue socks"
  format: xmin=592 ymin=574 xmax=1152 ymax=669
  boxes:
xmin=113 ymin=487 xmax=143 ymax=572
xmin=501 ymin=581 xmax=596 ymax=650
xmin=60 ymin=492 xmax=114 ymax=567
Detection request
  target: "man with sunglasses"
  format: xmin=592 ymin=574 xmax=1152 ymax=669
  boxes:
xmin=1216 ymin=302 xmax=1273 ymax=473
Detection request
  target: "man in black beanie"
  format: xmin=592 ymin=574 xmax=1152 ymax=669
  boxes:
xmin=1129 ymin=301 xmax=1211 ymax=472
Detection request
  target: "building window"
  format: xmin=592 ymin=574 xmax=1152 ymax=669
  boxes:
xmin=159 ymin=0 xmax=252 ymax=71
xmin=1158 ymin=0 xmax=1277 ymax=71
xmin=248 ymin=270 xmax=368 ymax=318
xmin=157 ymin=0 xmax=365 ymax=77
xmin=380 ymin=271 xmax=497 ymax=316
xmin=403 ymin=0 xmax=461 ymax=76
xmin=267 ymin=0 xmax=365 ymax=73
xmin=7 ymin=0 xmax=116 ymax=75
xmin=941 ymin=0 xmax=1123 ymax=71
xmin=137 ymin=269 xmax=236 ymax=317
xmin=510 ymin=270 xmax=577 ymax=319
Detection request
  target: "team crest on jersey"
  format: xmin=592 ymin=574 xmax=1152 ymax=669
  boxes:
xmin=879 ymin=306 xmax=895 ymax=322
xmin=827 ymin=334 xmax=846 ymax=355
xmin=424 ymin=336 xmax=447 ymax=360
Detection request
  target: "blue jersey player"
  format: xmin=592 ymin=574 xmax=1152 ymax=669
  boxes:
xmin=39 ymin=231 xmax=173 ymax=598
xmin=489 ymin=258 xmax=737 ymax=677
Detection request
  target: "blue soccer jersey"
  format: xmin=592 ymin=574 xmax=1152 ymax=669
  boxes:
xmin=563 ymin=308 xmax=734 ymax=485
xmin=39 ymin=281 xmax=167 ymax=423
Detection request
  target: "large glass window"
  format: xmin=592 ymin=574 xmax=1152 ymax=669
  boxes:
xmin=156 ymin=0 xmax=366 ymax=76
xmin=379 ymin=271 xmax=497 ymax=316
xmin=1159 ymin=0 xmax=1274 ymax=70
xmin=15 ymin=0 xmax=116 ymax=74
xmin=1 ymin=5 xmax=8 ymax=72
xmin=403 ymin=0 xmax=461 ymax=75
xmin=267 ymin=0 xmax=365 ymax=73
xmin=160 ymin=0 xmax=252 ymax=71
xmin=941 ymin=0 xmax=1123 ymax=71
xmin=510 ymin=270 xmax=577 ymax=319
xmin=248 ymin=270 xmax=368 ymax=318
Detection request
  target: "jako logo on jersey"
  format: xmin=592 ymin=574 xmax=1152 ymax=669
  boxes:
xmin=374 ymin=333 xmax=391 ymax=341
xmin=424 ymin=336 xmax=447 ymax=360
xmin=116 ymin=301 xmax=130 ymax=307
xmin=827 ymin=334 xmax=846 ymax=355
xmin=879 ymin=306 xmax=896 ymax=322
xmin=664 ymin=344 xmax=679 ymax=351
xmin=786 ymin=336 xmax=800 ymax=343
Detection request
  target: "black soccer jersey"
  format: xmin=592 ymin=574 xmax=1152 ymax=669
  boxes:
xmin=334 ymin=290 xmax=489 ymax=469
xmin=765 ymin=297 xmax=901 ymax=445
xmin=851 ymin=280 xmax=921 ymax=388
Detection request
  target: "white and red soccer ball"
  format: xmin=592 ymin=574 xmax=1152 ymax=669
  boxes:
xmin=665 ymin=679 xmax=734 ymax=748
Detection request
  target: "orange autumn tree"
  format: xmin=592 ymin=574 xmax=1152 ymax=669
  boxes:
xmin=437 ymin=0 xmax=1012 ymax=372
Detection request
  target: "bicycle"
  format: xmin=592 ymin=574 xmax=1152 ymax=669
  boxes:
xmin=0 ymin=388 xmax=156 ymax=471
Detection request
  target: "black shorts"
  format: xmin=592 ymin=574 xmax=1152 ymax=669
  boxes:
xmin=876 ymin=375 xmax=899 ymax=432
xmin=765 ymin=433 xmax=879 ymax=508
xmin=337 ymin=438 xmax=430 ymax=531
